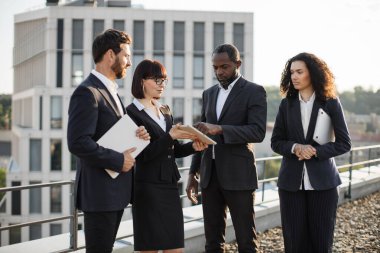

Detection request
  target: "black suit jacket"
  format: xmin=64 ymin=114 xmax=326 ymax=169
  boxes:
xmin=67 ymin=73 xmax=132 ymax=212
xmin=190 ymin=77 xmax=267 ymax=190
xmin=271 ymin=96 xmax=351 ymax=191
xmin=126 ymin=103 xmax=196 ymax=184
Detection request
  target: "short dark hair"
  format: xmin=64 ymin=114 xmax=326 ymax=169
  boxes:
xmin=92 ymin=29 xmax=132 ymax=64
xmin=212 ymin=43 xmax=240 ymax=63
xmin=280 ymin=52 xmax=336 ymax=100
xmin=131 ymin=59 xmax=167 ymax=99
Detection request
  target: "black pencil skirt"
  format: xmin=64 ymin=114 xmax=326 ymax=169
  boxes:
xmin=132 ymin=182 xmax=184 ymax=251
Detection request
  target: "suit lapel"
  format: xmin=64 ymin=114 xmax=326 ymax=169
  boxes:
xmin=290 ymin=98 xmax=306 ymax=143
xmin=160 ymin=105 xmax=173 ymax=132
xmin=117 ymin=93 xmax=126 ymax=114
xmin=209 ymin=86 xmax=219 ymax=123
xmin=89 ymin=74 xmax=123 ymax=118
xmin=305 ymin=99 xmax=320 ymax=142
xmin=218 ymin=78 xmax=244 ymax=123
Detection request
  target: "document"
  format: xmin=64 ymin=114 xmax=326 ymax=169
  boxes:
xmin=313 ymin=108 xmax=335 ymax=145
xmin=178 ymin=125 xmax=217 ymax=145
xmin=97 ymin=114 xmax=150 ymax=179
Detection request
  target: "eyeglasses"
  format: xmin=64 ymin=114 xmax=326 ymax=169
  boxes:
xmin=145 ymin=78 xmax=168 ymax=86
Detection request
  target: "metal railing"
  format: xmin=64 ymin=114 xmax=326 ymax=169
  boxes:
xmin=0 ymin=144 xmax=379 ymax=252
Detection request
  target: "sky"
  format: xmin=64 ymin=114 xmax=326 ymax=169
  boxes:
xmin=1 ymin=0 xmax=379 ymax=94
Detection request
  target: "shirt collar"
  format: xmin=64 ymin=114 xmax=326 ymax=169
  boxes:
xmin=91 ymin=69 xmax=119 ymax=92
xmin=298 ymin=91 xmax=316 ymax=103
xmin=217 ymin=74 xmax=241 ymax=90
xmin=133 ymin=98 xmax=162 ymax=111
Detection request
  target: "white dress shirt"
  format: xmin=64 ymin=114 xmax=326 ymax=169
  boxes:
xmin=133 ymin=98 xmax=166 ymax=131
xmin=216 ymin=75 xmax=241 ymax=120
xmin=212 ymin=75 xmax=241 ymax=159
xmin=293 ymin=92 xmax=316 ymax=190
xmin=91 ymin=69 xmax=124 ymax=116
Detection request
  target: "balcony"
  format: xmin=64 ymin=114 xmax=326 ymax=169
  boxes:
xmin=1 ymin=145 xmax=380 ymax=252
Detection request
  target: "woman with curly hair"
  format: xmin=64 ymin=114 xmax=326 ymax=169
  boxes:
xmin=271 ymin=52 xmax=351 ymax=252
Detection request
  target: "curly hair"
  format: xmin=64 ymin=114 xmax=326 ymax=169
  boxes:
xmin=280 ymin=52 xmax=336 ymax=101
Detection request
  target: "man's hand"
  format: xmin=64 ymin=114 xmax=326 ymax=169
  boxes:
xmin=136 ymin=126 xmax=150 ymax=141
xmin=186 ymin=174 xmax=199 ymax=204
xmin=121 ymin=147 xmax=136 ymax=172
xmin=194 ymin=122 xmax=222 ymax=135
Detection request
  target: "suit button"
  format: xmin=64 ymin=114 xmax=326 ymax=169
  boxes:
xmin=168 ymin=155 xmax=172 ymax=159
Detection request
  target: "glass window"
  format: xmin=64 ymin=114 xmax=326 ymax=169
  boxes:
xmin=57 ymin=51 xmax=63 ymax=88
xmin=173 ymin=22 xmax=185 ymax=51
xmin=233 ymin=23 xmax=245 ymax=52
xmin=153 ymin=21 xmax=165 ymax=51
xmin=193 ymin=22 xmax=205 ymax=52
xmin=57 ymin=19 xmax=64 ymax=88
xmin=72 ymin=53 xmax=84 ymax=86
xmin=193 ymin=98 xmax=202 ymax=124
xmin=11 ymin=181 xmax=21 ymax=215
xmin=153 ymin=54 xmax=165 ymax=65
xmin=172 ymin=98 xmax=184 ymax=124
xmin=93 ymin=19 xmax=104 ymax=39
xmin=213 ymin=23 xmax=225 ymax=49
xmin=50 ymin=139 xmax=62 ymax=171
xmin=113 ymin=20 xmax=124 ymax=31
xmin=29 ymin=224 xmax=42 ymax=241
xmin=72 ymin=19 xmax=84 ymax=50
xmin=240 ymin=55 xmax=245 ymax=77
xmin=132 ymin=53 xmax=144 ymax=73
xmin=30 ymin=139 xmax=41 ymax=171
xmin=57 ymin=19 xmax=64 ymax=49
xmin=0 ymin=141 xmax=11 ymax=156
xmin=50 ymin=96 xmax=62 ymax=129
xmin=50 ymin=223 xmax=62 ymax=236
xmin=29 ymin=181 xmax=42 ymax=214
xmin=193 ymin=56 xmax=204 ymax=89
xmin=133 ymin=21 xmax=145 ymax=51
xmin=50 ymin=185 xmax=62 ymax=213
xmin=173 ymin=55 xmax=184 ymax=88
xmin=9 ymin=224 xmax=21 ymax=245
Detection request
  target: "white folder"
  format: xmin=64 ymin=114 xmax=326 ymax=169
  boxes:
xmin=313 ymin=108 xmax=335 ymax=145
xmin=97 ymin=114 xmax=150 ymax=179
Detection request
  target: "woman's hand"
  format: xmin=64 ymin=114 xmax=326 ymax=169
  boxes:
xmin=136 ymin=126 xmax=150 ymax=141
xmin=169 ymin=124 xmax=197 ymax=140
xmin=295 ymin=144 xmax=316 ymax=160
xmin=192 ymin=140 xmax=208 ymax=151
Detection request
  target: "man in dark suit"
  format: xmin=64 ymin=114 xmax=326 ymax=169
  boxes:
xmin=186 ymin=44 xmax=267 ymax=252
xmin=67 ymin=29 xmax=149 ymax=253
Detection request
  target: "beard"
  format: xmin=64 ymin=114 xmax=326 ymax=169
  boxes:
xmin=217 ymin=69 xmax=239 ymax=88
xmin=111 ymin=57 xmax=126 ymax=79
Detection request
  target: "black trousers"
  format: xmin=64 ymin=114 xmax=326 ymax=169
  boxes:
xmin=83 ymin=210 xmax=124 ymax=253
xmin=278 ymin=188 xmax=339 ymax=253
xmin=202 ymin=162 xmax=258 ymax=253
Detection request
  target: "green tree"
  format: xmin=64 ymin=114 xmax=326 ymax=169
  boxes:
xmin=0 ymin=168 xmax=6 ymax=200
xmin=340 ymin=87 xmax=380 ymax=115
xmin=0 ymin=94 xmax=12 ymax=130
xmin=265 ymin=86 xmax=282 ymax=122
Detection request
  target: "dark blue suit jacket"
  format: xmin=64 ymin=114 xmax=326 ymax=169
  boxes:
xmin=271 ymin=96 xmax=351 ymax=191
xmin=67 ymin=74 xmax=132 ymax=212
xmin=190 ymin=77 xmax=267 ymax=190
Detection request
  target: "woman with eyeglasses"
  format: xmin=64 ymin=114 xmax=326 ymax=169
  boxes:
xmin=126 ymin=59 xmax=208 ymax=253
